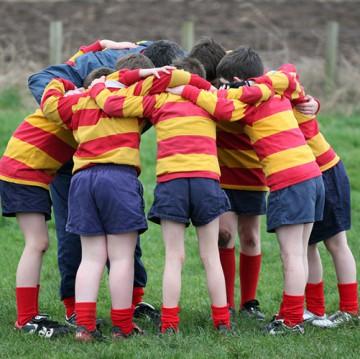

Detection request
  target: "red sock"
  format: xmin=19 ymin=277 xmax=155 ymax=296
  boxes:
xmin=132 ymin=287 xmax=144 ymax=306
xmin=161 ymin=306 xmax=180 ymax=333
xmin=338 ymin=283 xmax=358 ymax=314
xmin=35 ymin=285 xmax=40 ymax=314
xmin=111 ymin=306 xmax=135 ymax=335
xmin=240 ymin=253 xmax=261 ymax=307
xmin=281 ymin=293 xmax=304 ymax=327
xmin=75 ymin=302 xmax=96 ymax=331
xmin=63 ymin=296 xmax=75 ymax=318
xmin=16 ymin=287 xmax=38 ymax=326
xmin=219 ymin=247 xmax=235 ymax=308
xmin=211 ymin=304 xmax=230 ymax=329
xmin=305 ymin=282 xmax=325 ymax=316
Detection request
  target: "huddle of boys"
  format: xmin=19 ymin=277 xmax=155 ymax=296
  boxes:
xmin=0 ymin=37 xmax=358 ymax=340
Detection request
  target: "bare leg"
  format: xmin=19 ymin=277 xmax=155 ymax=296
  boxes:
xmin=307 ymin=243 xmax=323 ymax=284
xmin=218 ymin=212 xmax=237 ymax=249
xmin=302 ymin=223 xmax=314 ymax=284
xmin=107 ymin=232 xmax=137 ymax=309
xmin=161 ymin=220 xmax=186 ymax=308
xmin=238 ymin=215 xmax=261 ymax=255
xmin=197 ymin=218 xmax=227 ymax=307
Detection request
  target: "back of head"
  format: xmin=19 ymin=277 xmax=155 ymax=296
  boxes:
xmin=173 ymin=57 xmax=206 ymax=78
xmin=216 ymin=47 xmax=264 ymax=81
xmin=83 ymin=67 xmax=113 ymax=89
xmin=189 ymin=37 xmax=226 ymax=82
xmin=143 ymin=40 xmax=185 ymax=67
xmin=116 ymin=53 xmax=154 ymax=70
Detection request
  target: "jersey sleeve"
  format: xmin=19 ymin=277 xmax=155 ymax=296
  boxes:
xmin=65 ymin=40 xmax=103 ymax=66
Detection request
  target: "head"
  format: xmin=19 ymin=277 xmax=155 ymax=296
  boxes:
xmin=172 ymin=57 xmax=206 ymax=78
xmin=142 ymin=40 xmax=186 ymax=67
xmin=83 ymin=67 xmax=113 ymax=89
xmin=216 ymin=47 xmax=264 ymax=82
xmin=189 ymin=37 xmax=226 ymax=82
xmin=115 ymin=53 xmax=154 ymax=70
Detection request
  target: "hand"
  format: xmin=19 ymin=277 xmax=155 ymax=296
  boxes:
xmin=295 ymin=95 xmax=319 ymax=115
xmin=139 ymin=66 xmax=176 ymax=79
xmin=100 ymin=40 xmax=138 ymax=50
xmin=64 ymin=88 xmax=84 ymax=97
xmin=89 ymin=76 xmax=106 ymax=89
xmin=166 ymin=85 xmax=185 ymax=95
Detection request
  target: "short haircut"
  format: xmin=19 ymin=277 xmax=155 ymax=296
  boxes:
xmin=83 ymin=67 xmax=113 ymax=89
xmin=172 ymin=57 xmax=206 ymax=78
xmin=216 ymin=47 xmax=264 ymax=81
xmin=143 ymin=40 xmax=186 ymax=67
xmin=189 ymin=37 xmax=226 ymax=81
xmin=115 ymin=53 xmax=154 ymax=70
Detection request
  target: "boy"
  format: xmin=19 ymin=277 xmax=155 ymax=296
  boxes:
xmin=167 ymin=51 xmax=325 ymax=334
xmin=28 ymin=39 xmax=185 ymax=323
xmin=88 ymin=59 xmax=273 ymax=333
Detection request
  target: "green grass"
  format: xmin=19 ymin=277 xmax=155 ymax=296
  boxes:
xmin=0 ymin=94 xmax=359 ymax=358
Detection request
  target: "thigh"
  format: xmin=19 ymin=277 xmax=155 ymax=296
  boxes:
xmin=80 ymin=235 xmax=107 ymax=263
xmin=161 ymin=219 xmax=186 ymax=256
xmin=107 ymin=232 xmax=138 ymax=261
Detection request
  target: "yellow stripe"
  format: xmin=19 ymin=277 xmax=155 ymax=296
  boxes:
xmin=307 ymin=133 xmax=331 ymax=157
xmin=0 ymin=175 xmax=49 ymax=190
xmin=42 ymin=96 xmax=63 ymax=126
xmin=320 ymin=156 xmax=340 ymax=172
xmin=169 ymin=70 xmax=191 ymax=87
xmin=4 ymin=137 xmax=61 ymax=171
xmin=73 ymin=147 xmax=140 ymax=173
xmin=156 ymin=116 xmax=216 ymax=141
xmin=218 ymin=149 xmax=262 ymax=169
xmin=245 ymin=110 xmax=298 ymax=143
xmin=293 ymin=109 xmax=313 ymax=124
xmin=261 ymin=145 xmax=316 ymax=176
xmin=67 ymin=50 xmax=84 ymax=64
xmin=157 ymin=153 xmax=220 ymax=176
xmin=221 ymin=183 xmax=268 ymax=191
xmin=122 ymin=96 xmax=144 ymax=118
xmin=267 ymin=71 xmax=289 ymax=96
xmin=197 ymin=90 xmax=217 ymax=116
xmin=138 ymin=77 xmax=154 ymax=95
xmin=73 ymin=117 xmax=140 ymax=143
xmin=73 ymin=97 xmax=100 ymax=110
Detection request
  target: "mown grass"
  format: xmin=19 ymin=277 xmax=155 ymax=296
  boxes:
xmin=0 ymin=89 xmax=359 ymax=358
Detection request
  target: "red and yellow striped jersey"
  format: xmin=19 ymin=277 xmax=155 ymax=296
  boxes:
xmin=91 ymin=79 xmax=271 ymax=183
xmin=181 ymin=85 xmax=321 ymax=192
xmin=0 ymin=42 xmax=103 ymax=189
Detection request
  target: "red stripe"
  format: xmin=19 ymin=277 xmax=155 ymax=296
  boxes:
xmin=103 ymin=95 xmax=126 ymax=118
xmin=220 ymin=166 xmax=267 ymax=187
xmin=152 ymin=101 xmax=210 ymax=124
xmin=41 ymin=88 xmax=61 ymax=108
xmin=214 ymin=97 xmax=234 ymax=121
xmin=0 ymin=156 xmax=53 ymax=184
xmin=217 ymin=131 xmax=253 ymax=151
xmin=75 ymin=132 xmax=140 ymax=158
xmin=253 ymin=128 xmax=307 ymax=160
xmin=13 ymin=122 xmax=75 ymax=164
xmin=266 ymin=161 xmax=321 ymax=191
xmin=158 ymin=171 xmax=219 ymax=183
xmin=298 ymin=118 xmax=319 ymax=140
xmin=71 ymin=109 xmax=103 ymax=130
xmin=316 ymin=147 xmax=337 ymax=167
xmin=57 ymin=95 xmax=80 ymax=128
xmin=251 ymin=97 xmax=292 ymax=123
xmin=157 ymin=135 xmax=217 ymax=159
xmin=239 ymin=86 xmax=263 ymax=104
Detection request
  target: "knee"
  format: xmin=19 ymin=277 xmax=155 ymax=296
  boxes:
xmin=324 ymin=236 xmax=348 ymax=253
xmin=240 ymin=230 xmax=260 ymax=252
xmin=218 ymin=228 xmax=232 ymax=248
xmin=27 ymin=238 xmax=49 ymax=254
xmin=166 ymin=251 xmax=185 ymax=266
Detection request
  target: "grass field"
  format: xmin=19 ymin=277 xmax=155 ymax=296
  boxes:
xmin=0 ymin=88 xmax=359 ymax=358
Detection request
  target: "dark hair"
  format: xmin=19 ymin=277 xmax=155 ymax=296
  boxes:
xmin=143 ymin=40 xmax=185 ymax=67
xmin=115 ymin=53 xmax=154 ymax=70
xmin=216 ymin=47 xmax=264 ymax=81
xmin=83 ymin=67 xmax=113 ymax=89
xmin=172 ymin=57 xmax=206 ymax=78
xmin=189 ymin=37 xmax=226 ymax=82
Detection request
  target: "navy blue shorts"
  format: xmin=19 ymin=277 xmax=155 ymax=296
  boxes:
xmin=267 ymin=176 xmax=325 ymax=232
xmin=224 ymin=189 xmax=267 ymax=216
xmin=0 ymin=180 xmax=51 ymax=220
xmin=148 ymin=178 xmax=230 ymax=227
xmin=66 ymin=165 xmax=148 ymax=236
xmin=309 ymin=161 xmax=351 ymax=244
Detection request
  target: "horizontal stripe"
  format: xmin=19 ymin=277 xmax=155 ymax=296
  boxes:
xmin=74 ymin=97 xmax=100 ymax=111
xmin=306 ymin=133 xmax=331 ymax=157
xmin=13 ymin=121 xmax=75 ymax=164
xmin=319 ymin=156 xmax=340 ymax=172
xmin=0 ymin=175 xmax=49 ymax=190
xmin=4 ymin=137 xmax=62 ymax=172
xmin=218 ymin=148 xmax=262 ymax=169
xmin=76 ymin=132 xmax=140 ymax=158
xmin=216 ymin=131 xmax=253 ymax=151
xmin=157 ymin=135 xmax=217 ymax=159
xmin=246 ymin=109 xmax=298 ymax=143
xmin=73 ymin=117 xmax=140 ymax=143
xmin=220 ymin=166 xmax=267 ymax=188
xmin=156 ymin=116 xmax=216 ymax=141
xmin=71 ymin=109 xmax=104 ymax=130
xmin=293 ymin=109 xmax=314 ymax=125
xmin=254 ymin=128 xmax=307 ymax=160
xmin=73 ymin=147 xmax=140 ymax=173
xmin=261 ymin=145 xmax=316 ymax=177
xmin=298 ymin=118 xmax=319 ymax=139
xmin=156 ymin=153 xmax=220 ymax=177
xmin=158 ymin=171 xmax=219 ymax=183
xmin=0 ymin=156 xmax=53 ymax=185
xmin=316 ymin=147 xmax=339 ymax=168
xmin=267 ymin=162 xmax=321 ymax=192
xmin=250 ymin=95 xmax=292 ymax=123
